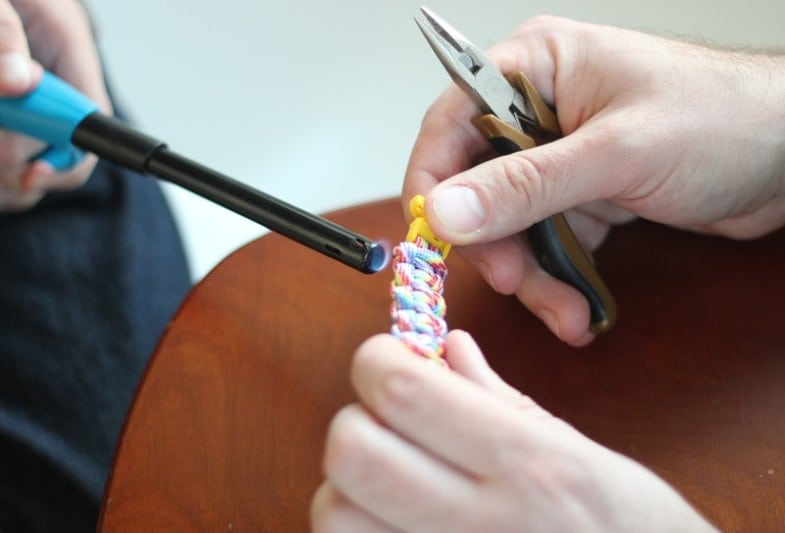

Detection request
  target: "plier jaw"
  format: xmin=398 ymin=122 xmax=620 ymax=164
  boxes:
xmin=414 ymin=6 xmax=535 ymax=136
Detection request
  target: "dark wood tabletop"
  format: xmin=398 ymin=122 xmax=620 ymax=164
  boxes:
xmin=98 ymin=198 xmax=785 ymax=532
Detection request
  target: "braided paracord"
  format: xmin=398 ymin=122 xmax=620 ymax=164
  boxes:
xmin=389 ymin=195 xmax=452 ymax=365
xmin=390 ymin=235 xmax=449 ymax=366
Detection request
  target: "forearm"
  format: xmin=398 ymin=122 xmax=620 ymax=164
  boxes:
xmin=677 ymin=45 xmax=785 ymax=234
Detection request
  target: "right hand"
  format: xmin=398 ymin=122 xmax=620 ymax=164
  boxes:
xmin=403 ymin=16 xmax=785 ymax=345
xmin=0 ymin=0 xmax=111 ymax=212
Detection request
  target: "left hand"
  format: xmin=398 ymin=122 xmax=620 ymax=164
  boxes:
xmin=0 ymin=0 xmax=111 ymax=211
xmin=311 ymin=331 xmax=716 ymax=532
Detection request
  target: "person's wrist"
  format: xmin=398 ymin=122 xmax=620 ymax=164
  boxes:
xmin=768 ymin=56 xmax=785 ymax=195
xmin=743 ymin=53 xmax=785 ymax=195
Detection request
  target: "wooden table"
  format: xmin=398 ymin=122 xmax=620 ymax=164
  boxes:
xmin=98 ymin=198 xmax=785 ymax=531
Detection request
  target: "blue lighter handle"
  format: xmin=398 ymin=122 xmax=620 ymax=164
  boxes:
xmin=0 ymin=71 xmax=99 ymax=170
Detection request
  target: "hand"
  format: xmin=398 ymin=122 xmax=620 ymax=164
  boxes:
xmin=403 ymin=16 xmax=785 ymax=345
xmin=311 ymin=332 xmax=716 ymax=532
xmin=0 ymin=0 xmax=111 ymax=212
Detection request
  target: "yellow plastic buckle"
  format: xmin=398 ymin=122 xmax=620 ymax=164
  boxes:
xmin=405 ymin=194 xmax=451 ymax=259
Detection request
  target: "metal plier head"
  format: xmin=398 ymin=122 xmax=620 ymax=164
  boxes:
xmin=414 ymin=6 xmax=558 ymax=142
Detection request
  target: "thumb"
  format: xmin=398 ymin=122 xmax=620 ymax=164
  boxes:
xmin=423 ymin=126 xmax=617 ymax=245
xmin=0 ymin=1 xmax=41 ymax=95
xmin=444 ymin=330 xmax=552 ymax=418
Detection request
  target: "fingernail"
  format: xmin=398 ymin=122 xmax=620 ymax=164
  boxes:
xmin=477 ymin=262 xmax=498 ymax=292
xmin=0 ymin=53 xmax=32 ymax=90
xmin=431 ymin=186 xmax=486 ymax=235
xmin=537 ymin=309 xmax=561 ymax=339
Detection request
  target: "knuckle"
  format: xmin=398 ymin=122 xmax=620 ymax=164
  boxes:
xmin=376 ymin=366 xmax=422 ymax=415
xmin=512 ymin=15 xmax=571 ymax=42
xmin=491 ymin=154 xmax=545 ymax=214
xmin=0 ymin=7 xmax=24 ymax=41
xmin=518 ymin=14 xmax=561 ymax=32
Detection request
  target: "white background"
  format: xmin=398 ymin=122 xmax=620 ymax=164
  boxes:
xmin=85 ymin=0 xmax=783 ymax=281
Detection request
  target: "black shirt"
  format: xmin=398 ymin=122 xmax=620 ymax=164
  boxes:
xmin=0 ymin=147 xmax=192 ymax=531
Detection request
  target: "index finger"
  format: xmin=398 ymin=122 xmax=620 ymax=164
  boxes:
xmin=350 ymin=334 xmax=560 ymax=477
xmin=401 ymin=84 xmax=494 ymax=209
